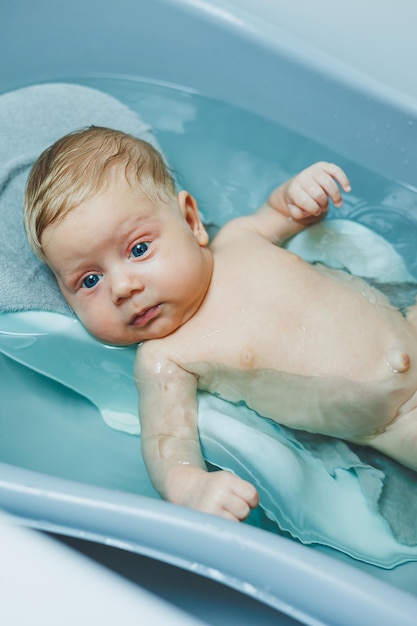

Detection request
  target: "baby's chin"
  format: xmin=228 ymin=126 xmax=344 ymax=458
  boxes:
xmin=98 ymin=334 xmax=140 ymax=347
xmin=83 ymin=315 xmax=181 ymax=346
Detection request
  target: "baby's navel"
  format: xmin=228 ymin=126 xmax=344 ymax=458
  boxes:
xmin=240 ymin=346 xmax=255 ymax=369
xmin=386 ymin=348 xmax=410 ymax=373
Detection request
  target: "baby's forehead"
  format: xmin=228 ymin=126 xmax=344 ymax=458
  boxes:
xmin=67 ymin=176 xmax=175 ymax=224
xmin=42 ymin=158 xmax=179 ymax=243
xmin=96 ymin=162 xmax=175 ymax=204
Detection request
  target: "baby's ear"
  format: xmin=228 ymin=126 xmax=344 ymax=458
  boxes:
xmin=177 ymin=191 xmax=209 ymax=246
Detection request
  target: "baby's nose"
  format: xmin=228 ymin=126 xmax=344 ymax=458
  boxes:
xmin=111 ymin=269 xmax=144 ymax=302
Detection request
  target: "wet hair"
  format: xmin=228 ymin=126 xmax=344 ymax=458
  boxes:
xmin=24 ymin=126 xmax=176 ymax=262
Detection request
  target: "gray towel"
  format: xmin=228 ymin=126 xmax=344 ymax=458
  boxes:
xmin=0 ymin=83 xmax=163 ymax=315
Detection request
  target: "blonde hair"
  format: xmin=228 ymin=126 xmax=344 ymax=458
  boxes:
xmin=24 ymin=126 xmax=176 ymax=262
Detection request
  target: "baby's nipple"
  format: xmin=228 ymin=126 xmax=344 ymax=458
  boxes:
xmin=386 ymin=348 xmax=410 ymax=373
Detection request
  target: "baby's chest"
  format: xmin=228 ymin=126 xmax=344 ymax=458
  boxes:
xmin=176 ymin=317 xmax=280 ymax=372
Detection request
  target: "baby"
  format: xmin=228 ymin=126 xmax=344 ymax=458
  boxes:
xmin=24 ymin=126 xmax=417 ymax=522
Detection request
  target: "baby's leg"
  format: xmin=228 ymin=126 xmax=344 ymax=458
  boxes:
xmin=368 ymin=404 xmax=417 ymax=472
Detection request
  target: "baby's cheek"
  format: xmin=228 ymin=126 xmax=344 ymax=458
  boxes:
xmin=90 ymin=320 xmax=114 ymax=343
xmin=77 ymin=307 xmax=107 ymax=340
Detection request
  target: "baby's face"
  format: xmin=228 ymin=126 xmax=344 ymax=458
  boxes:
xmin=41 ymin=174 xmax=212 ymax=345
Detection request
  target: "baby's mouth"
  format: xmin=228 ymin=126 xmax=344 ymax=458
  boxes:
xmin=130 ymin=305 xmax=160 ymax=327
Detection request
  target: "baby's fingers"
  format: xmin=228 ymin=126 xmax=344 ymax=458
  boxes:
xmin=288 ymin=162 xmax=351 ymax=219
xmin=287 ymin=181 xmax=325 ymax=219
xmin=311 ymin=162 xmax=351 ymax=208
xmin=222 ymin=478 xmax=259 ymax=521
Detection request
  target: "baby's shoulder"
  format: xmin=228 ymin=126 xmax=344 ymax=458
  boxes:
xmin=134 ymin=336 xmax=201 ymax=388
xmin=134 ymin=337 xmax=174 ymax=372
xmin=135 ymin=332 xmax=191 ymax=374
xmin=210 ymin=215 xmax=261 ymax=249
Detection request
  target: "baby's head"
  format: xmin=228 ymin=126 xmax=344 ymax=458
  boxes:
xmin=23 ymin=126 xmax=212 ymax=346
xmin=24 ymin=126 xmax=177 ymax=263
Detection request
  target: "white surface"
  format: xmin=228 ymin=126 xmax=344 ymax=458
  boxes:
xmin=0 ymin=514 xmax=206 ymax=626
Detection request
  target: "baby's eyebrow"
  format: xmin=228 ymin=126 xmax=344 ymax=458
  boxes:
xmin=122 ymin=214 xmax=155 ymax=236
xmin=57 ymin=261 xmax=92 ymax=288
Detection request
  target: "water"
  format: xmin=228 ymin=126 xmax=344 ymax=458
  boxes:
xmin=0 ymin=352 xmax=156 ymax=498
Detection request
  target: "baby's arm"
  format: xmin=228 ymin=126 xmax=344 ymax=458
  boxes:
xmin=251 ymin=162 xmax=351 ymax=244
xmin=134 ymin=343 xmax=259 ymax=521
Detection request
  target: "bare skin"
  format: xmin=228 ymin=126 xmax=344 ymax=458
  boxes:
xmin=42 ymin=161 xmax=417 ymax=522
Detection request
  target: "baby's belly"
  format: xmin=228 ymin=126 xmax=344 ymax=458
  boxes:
xmin=185 ymin=266 xmax=417 ymax=438
xmin=261 ymin=267 xmax=417 ymax=383
xmin=189 ymin=359 xmax=417 ymax=441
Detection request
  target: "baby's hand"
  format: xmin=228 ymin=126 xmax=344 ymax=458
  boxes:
xmin=189 ymin=469 xmax=259 ymax=521
xmin=282 ymin=161 xmax=351 ymax=221
xmin=169 ymin=465 xmax=259 ymax=521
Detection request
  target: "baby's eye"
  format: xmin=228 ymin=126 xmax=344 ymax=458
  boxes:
xmin=82 ymin=274 xmax=102 ymax=289
xmin=131 ymin=242 xmax=149 ymax=258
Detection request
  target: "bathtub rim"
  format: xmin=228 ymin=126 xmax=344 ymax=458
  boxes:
xmin=1 ymin=461 xmax=417 ymax=626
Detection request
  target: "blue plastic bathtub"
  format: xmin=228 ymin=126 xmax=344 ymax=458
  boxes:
xmin=2 ymin=1 xmax=417 ymax=624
